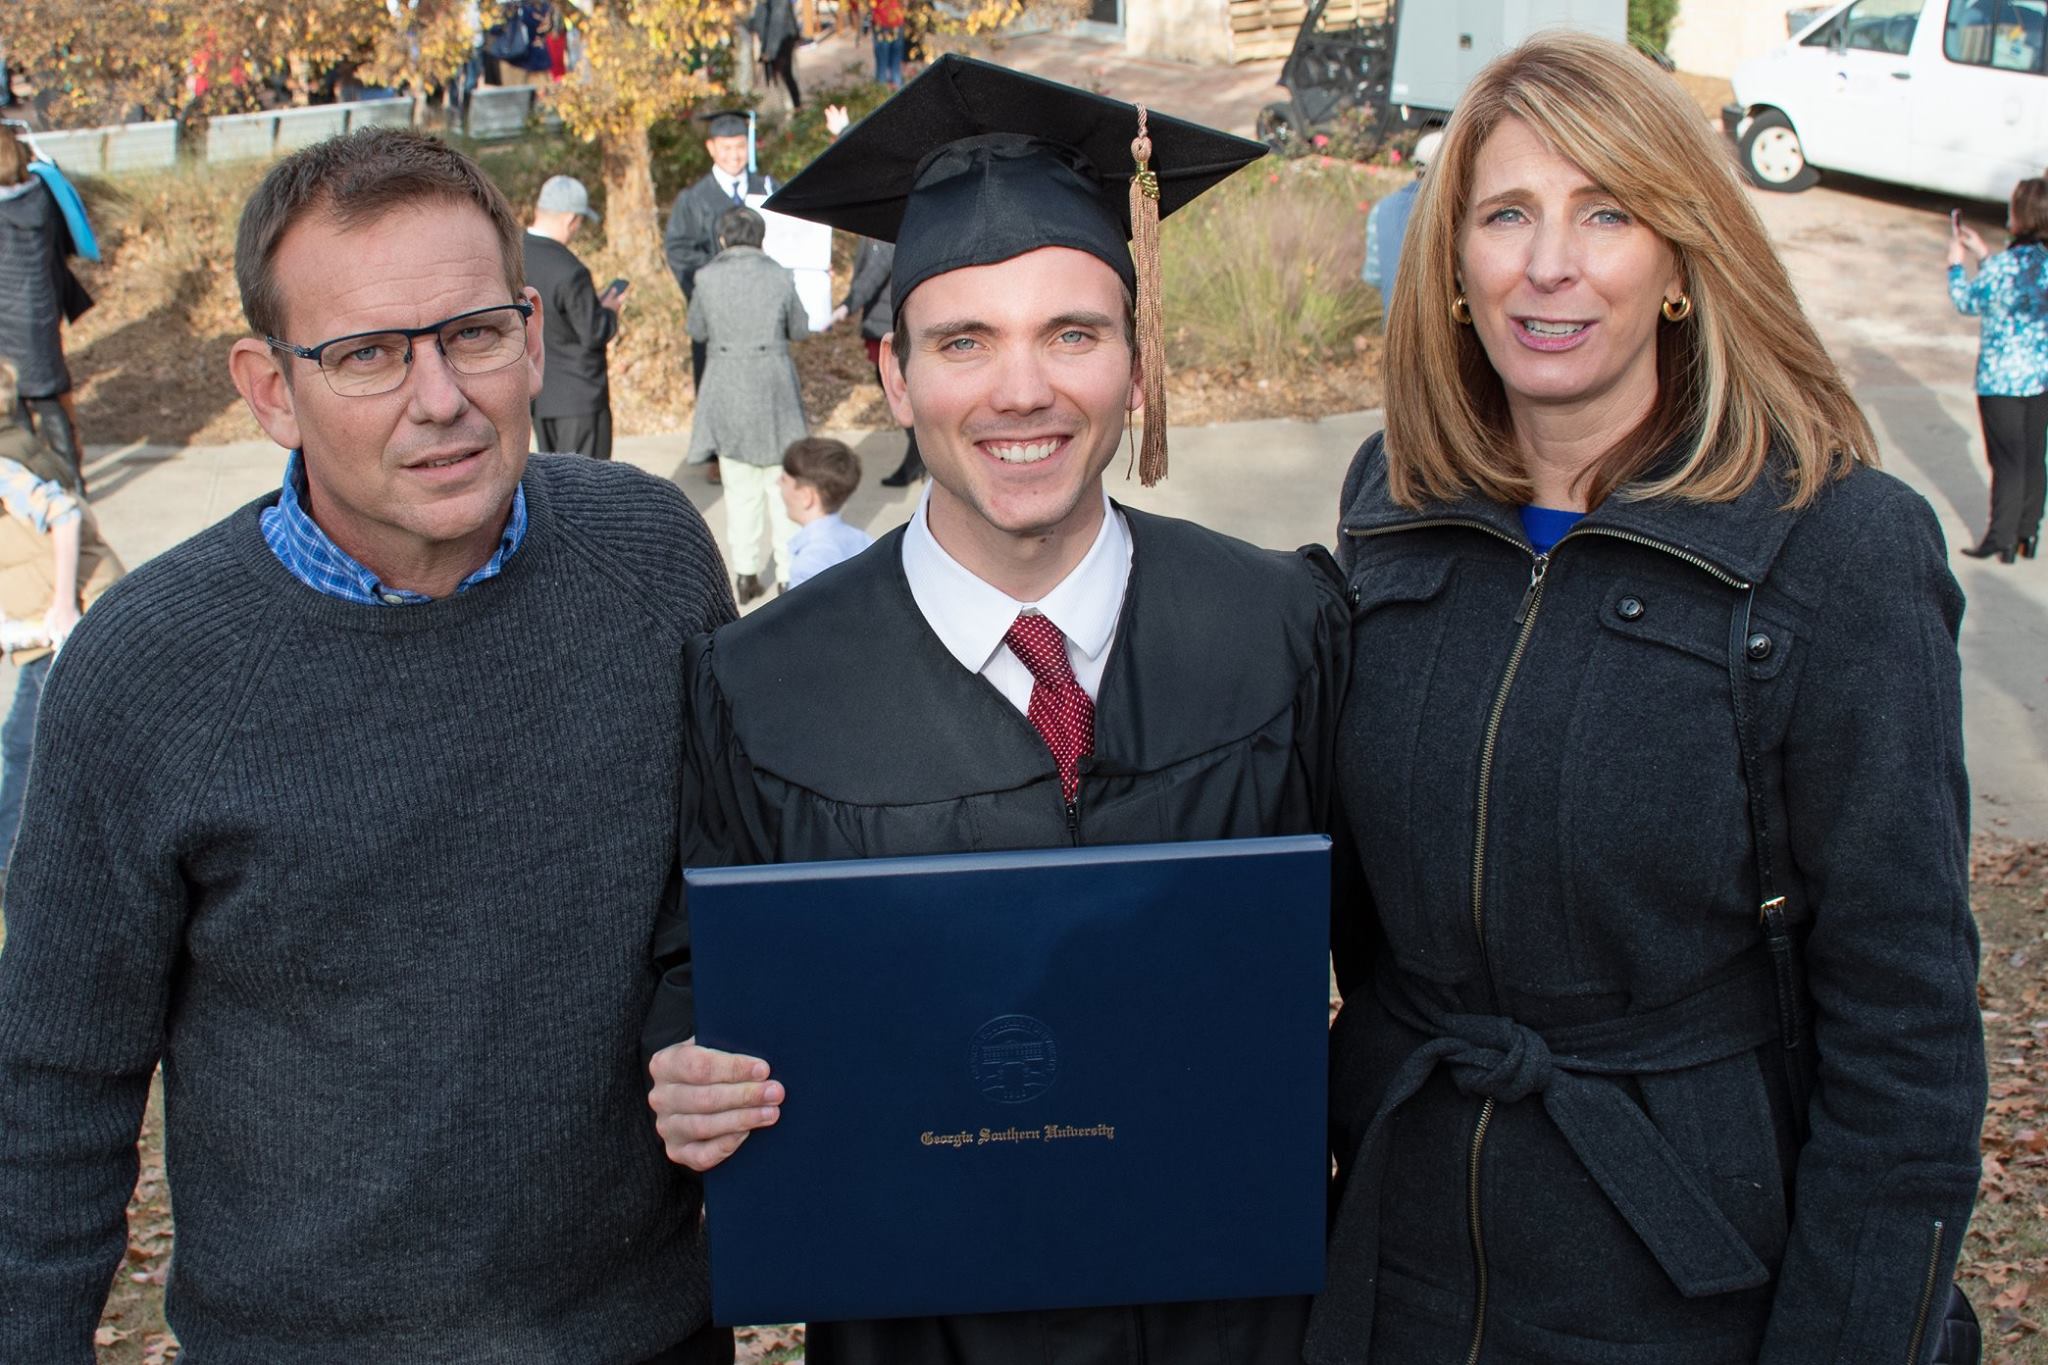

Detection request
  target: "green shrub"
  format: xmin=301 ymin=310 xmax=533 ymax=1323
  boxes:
xmin=1629 ymin=0 xmax=1680 ymax=52
xmin=1161 ymin=162 xmax=1382 ymax=373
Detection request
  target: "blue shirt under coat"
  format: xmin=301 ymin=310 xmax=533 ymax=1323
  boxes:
xmin=1950 ymin=242 xmax=2048 ymax=396
xmin=261 ymin=449 xmax=527 ymax=605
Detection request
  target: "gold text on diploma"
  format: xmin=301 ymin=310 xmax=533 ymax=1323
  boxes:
xmin=918 ymin=1124 xmax=1118 ymax=1148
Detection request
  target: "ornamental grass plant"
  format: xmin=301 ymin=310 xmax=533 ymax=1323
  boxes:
xmin=1161 ymin=158 xmax=1386 ymax=378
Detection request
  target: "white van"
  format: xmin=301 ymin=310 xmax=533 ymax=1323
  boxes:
xmin=1724 ymin=0 xmax=2046 ymax=203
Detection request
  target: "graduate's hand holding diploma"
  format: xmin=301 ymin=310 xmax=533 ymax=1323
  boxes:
xmin=648 ymin=1039 xmax=783 ymax=1172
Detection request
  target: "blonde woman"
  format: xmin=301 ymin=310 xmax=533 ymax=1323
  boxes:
xmin=1311 ymin=32 xmax=1985 ymax=1365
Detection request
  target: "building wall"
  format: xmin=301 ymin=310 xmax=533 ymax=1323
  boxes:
xmin=1124 ymin=0 xmax=1236 ymax=64
xmin=1667 ymin=0 xmax=1810 ymax=78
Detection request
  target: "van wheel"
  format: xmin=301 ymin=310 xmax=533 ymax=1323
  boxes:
xmin=1257 ymin=102 xmax=1304 ymax=156
xmin=1738 ymin=110 xmax=1820 ymax=192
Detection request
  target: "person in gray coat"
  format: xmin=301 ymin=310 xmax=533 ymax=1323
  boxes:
xmin=1311 ymin=33 xmax=1985 ymax=1365
xmin=688 ymin=206 xmax=809 ymax=603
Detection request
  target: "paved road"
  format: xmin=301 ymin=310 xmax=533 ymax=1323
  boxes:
xmin=17 ymin=109 xmax=2046 ymax=840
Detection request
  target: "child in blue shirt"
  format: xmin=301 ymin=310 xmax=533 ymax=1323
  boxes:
xmin=779 ymin=437 xmax=875 ymax=590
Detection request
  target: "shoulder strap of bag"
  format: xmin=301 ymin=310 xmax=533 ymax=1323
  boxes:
xmin=1727 ymin=586 xmax=1813 ymax=1141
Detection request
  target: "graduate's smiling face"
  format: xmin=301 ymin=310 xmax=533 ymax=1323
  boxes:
xmin=881 ymin=246 xmax=1140 ymax=564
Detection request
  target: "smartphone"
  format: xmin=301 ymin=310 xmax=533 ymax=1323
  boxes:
xmin=603 ymin=278 xmax=630 ymax=298
xmin=1950 ymin=209 xmax=1963 ymax=233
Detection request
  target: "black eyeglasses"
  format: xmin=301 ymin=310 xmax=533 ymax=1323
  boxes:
xmin=267 ymin=301 xmax=535 ymax=397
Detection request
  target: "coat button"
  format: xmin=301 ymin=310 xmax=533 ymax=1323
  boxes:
xmin=1347 ymin=586 xmax=1361 ymax=608
xmin=1615 ymin=596 xmax=1644 ymax=621
xmin=1746 ymin=631 xmax=1773 ymax=660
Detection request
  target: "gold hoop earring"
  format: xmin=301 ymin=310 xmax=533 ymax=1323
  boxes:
xmin=1450 ymin=294 xmax=1473 ymax=326
xmin=1661 ymin=293 xmax=1693 ymax=322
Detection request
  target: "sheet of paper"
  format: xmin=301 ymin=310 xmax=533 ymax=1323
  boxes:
xmin=753 ymin=196 xmax=834 ymax=333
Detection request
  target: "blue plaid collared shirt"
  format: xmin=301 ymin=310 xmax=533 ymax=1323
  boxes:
xmin=260 ymin=450 xmax=528 ymax=605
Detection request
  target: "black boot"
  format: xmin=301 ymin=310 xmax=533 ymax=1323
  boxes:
xmin=735 ymin=572 xmax=765 ymax=605
xmin=2022 ymin=535 xmax=2040 ymax=560
xmin=1961 ymin=536 xmax=2013 ymax=561
xmin=879 ymin=441 xmax=925 ymax=488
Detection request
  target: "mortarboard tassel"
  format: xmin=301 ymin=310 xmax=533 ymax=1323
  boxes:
xmin=1130 ymin=107 xmax=1167 ymax=486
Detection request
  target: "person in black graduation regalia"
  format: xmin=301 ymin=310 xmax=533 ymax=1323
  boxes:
xmin=643 ymin=56 xmax=1350 ymax=1365
xmin=665 ymin=110 xmax=777 ymax=480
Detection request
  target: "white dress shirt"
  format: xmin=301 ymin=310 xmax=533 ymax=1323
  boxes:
xmin=712 ymin=166 xmax=750 ymax=204
xmin=900 ymin=488 xmax=1133 ymax=716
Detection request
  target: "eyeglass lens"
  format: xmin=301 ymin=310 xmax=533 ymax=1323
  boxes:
xmin=320 ymin=307 xmax=528 ymax=396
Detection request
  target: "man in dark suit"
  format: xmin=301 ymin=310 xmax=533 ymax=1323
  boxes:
xmin=663 ymin=111 xmax=775 ymax=392
xmin=524 ymin=175 xmax=622 ymax=460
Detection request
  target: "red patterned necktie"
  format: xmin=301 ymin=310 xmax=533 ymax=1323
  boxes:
xmin=1003 ymin=613 xmax=1095 ymax=802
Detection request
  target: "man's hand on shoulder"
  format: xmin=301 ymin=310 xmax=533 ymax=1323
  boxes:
xmin=648 ymin=1039 xmax=783 ymax=1172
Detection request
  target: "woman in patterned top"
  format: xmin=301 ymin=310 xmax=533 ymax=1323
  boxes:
xmin=1950 ymin=178 xmax=2048 ymax=563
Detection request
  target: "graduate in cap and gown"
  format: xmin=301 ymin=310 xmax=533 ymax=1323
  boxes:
xmin=666 ymin=109 xmax=779 ymax=480
xmin=644 ymin=55 xmax=1351 ymax=1365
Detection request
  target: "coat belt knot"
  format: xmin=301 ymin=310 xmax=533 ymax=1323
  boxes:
xmin=1441 ymin=1012 xmax=1553 ymax=1104
xmin=1303 ymin=957 xmax=1784 ymax=1365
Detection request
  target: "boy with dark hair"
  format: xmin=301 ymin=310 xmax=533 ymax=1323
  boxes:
xmin=779 ymin=436 xmax=872 ymax=589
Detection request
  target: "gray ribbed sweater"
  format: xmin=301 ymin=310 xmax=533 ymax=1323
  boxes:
xmin=0 ymin=454 xmax=735 ymax=1363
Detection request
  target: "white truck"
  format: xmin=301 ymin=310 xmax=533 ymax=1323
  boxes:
xmin=1724 ymin=0 xmax=2046 ymax=203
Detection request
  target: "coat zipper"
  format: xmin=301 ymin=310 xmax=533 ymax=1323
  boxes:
xmin=1463 ymin=551 xmax=1547 ymax=1364
xmin=1905 ymin=1219 xmax=1945 ymax=1365
xmin=1065 ymin=798 xmax=1080 ymax=844
xmin=1464 ymin=1097 xmax=1497 ymax=1365
xmin=1342 ymin=514 xmax=1745 ymax=1365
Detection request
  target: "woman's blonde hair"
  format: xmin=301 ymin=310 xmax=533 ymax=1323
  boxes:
xmin=1383 ymin=31 xmax=1874 ymax=510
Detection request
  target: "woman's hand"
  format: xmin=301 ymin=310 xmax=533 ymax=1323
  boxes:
xmin=1956 ymin=224 xmax=1989 ymax=262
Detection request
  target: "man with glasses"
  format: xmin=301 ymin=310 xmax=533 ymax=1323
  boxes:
xmin=0 ymin=128 xmax=736 ymax=1364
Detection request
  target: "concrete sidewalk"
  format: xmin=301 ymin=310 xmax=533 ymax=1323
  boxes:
xmin=46 ymin=386 xmax=2047 ymax=841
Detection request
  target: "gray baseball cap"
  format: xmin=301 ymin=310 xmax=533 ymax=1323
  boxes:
xmin=537 ymin=175 xmax=600 ymax=222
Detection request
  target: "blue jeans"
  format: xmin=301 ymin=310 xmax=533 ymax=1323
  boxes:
xmin=0 ymin=653 xmax=51 ymax=870
xmin=873 ymin=29 xmax=904 ymax=86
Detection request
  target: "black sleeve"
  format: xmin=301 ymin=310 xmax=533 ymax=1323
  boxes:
xmin=1756 ymin=487 xmax=1985 ymax=1361
xmin=663 ymin=191 xmax=708 ymax=298
xmin=843 ymin=239 xmax=891 ymax=316
xmin=555 ymin=261 xmax=618 ymax=351
xmin=644 ymin=634 xmax=753 ymax=1061
xmin=1290 ymin=545 xmax=1369 ymax=1002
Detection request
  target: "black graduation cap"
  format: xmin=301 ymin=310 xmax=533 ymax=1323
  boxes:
xmin=698 ymin=109 xmax=751 ymax=139
xmin=764 ymin=54 xmax=1265 ymax=484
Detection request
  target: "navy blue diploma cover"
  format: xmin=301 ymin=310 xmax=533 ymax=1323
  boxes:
xmin=688 ymin=835 xmax=1330 ymax=1326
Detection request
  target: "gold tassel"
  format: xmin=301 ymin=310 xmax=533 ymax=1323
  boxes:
xmin=1129 ymin=106 xmax=1167 ymax=486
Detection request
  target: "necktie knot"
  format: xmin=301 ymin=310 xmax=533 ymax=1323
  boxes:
xmin=1004 ymin=614 xmax=1094 ymax=803
xmin=1004 ymin=613 xmax=1071 ymax=686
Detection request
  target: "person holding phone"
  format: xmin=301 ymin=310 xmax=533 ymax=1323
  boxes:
xmin=526 ymin=174 xmax=623 ymax=460
xmin=1950 ymin=182 xmax=2048 ymax=562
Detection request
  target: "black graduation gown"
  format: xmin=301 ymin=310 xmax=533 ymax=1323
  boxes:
xmin=648 ymin=505 xmax=1351 ymax=1365
xmin=663 ymin=169 xmax=778 ymax=301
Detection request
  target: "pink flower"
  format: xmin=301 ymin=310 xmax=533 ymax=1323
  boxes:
xmin=1389 ymin=149 xmax=1403 ymax=165
xmin=1319 ymin=156 xmax=1333 ymax=168
xmin=1268 ymin=172 xmax=1280 ymax=184
xmin=1312 ymin=133 xmax=1329 ymax=148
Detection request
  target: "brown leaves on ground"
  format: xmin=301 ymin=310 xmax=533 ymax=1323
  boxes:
xmin=1963 ymin=834 xmax=2048 ymax=1362
xmin=737 ymin=1322 xmax=807 ymax=1362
